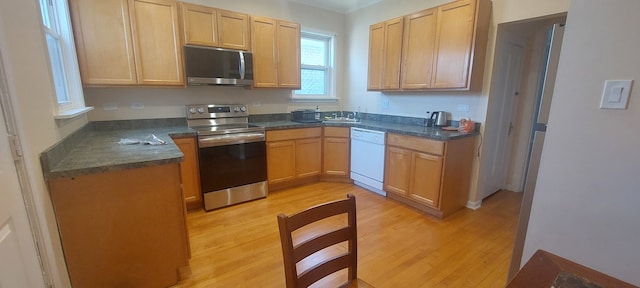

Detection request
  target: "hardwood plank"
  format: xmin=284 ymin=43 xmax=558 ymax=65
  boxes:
xmin=173 ymin=182 xmax=521 ymax=287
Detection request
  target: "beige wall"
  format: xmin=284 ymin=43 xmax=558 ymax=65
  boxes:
xmin=0 ymin=0 xmax=87 ymax=286
xmin=523 ymin=0 xmax=640 ymax=285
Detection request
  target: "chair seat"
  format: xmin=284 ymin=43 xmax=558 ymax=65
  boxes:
xmin=340 ymin=278 xmax=375 ymax=288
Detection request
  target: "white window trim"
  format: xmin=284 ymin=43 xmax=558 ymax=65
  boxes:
xmin=291 ymin=30 xmax=336 ymax=101
xmin=40 ymin=0 xmax=93 ymax=119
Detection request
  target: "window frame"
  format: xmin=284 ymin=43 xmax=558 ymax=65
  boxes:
xmin=292 ymin=30 xmax=336 ymax=101
xmin=39 ymin=0 xmax=92 ymax=118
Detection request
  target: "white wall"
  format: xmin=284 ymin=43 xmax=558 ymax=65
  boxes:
xmin=85 ymin=0 xmax=347 ymax=121
xmin=522 ymin=0 xmax=640 ymax=285
xmin=0 ymin=0 xmax=87 ymax=286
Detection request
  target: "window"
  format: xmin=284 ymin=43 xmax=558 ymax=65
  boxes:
xmin=293 ymin=31 xmax=335 ymax=100
xmin=39 ymin=0 xmax=91 ymax=118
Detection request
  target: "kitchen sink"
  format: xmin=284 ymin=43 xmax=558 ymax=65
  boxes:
xmin=322 ymin=117 xmax=360 ymax=124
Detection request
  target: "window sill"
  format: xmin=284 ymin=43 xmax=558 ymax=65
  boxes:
xmin=290 ymin=97 xmax=339 ymax=103
xmin=54 ymin=106 xmax=94 ymax=120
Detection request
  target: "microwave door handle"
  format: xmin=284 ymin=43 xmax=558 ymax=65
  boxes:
xmin=239 ymin=51 xmax=245 ymax=80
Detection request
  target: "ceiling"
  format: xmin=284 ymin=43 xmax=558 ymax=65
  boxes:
xmin=288 ymin=0 xmax=383 ymax=13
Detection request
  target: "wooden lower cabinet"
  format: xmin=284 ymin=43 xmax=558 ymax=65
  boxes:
xmin=322 ymin=127 xmax=351 ymax=179
xmin=48 ymin=164 xmax=190 ymax=287
xmin=266 ymin=140 xmax=296 ymax=184
xmin=384 ymin=133 xmax=475 ymax=218
xmin=296 ymin=138 xmax=322 ymax=178
xmin=384 ymin=146 xmax=411 ymax=196
xmin=266 ymin=128 xmax=322 ymax=190
xmin=172 ymin=136 xmax=202 ymax=210
xmin=409 ymin=152 xmax=443 ymax=207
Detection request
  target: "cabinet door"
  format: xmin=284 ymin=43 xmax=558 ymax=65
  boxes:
xmin=172 ymin=137 xmax=202 ymax=210
xmin=277 ymin=21 xmax=301 ymax=89
xmin=129 ymin=0 xmax=184 ymax=86
xmin=296 ymin=138 xmax=321 ymax=178
xmin=69 ymin=0 xmax=137 ymax=85
xmin=323 ymin=137 xmax=350 ymax=177
xmin=251 ymin=16 xmax=278 ymax=88
xmin=266 ymin=140 xmax=296 ymax=184
xmin=432 ymin=0 xmax=475 ymax=89
xmin=409 ymin=152 xmax=443 ymax=208
xmin=401 ymin=9 xmax=437 ymax=89
xmin=384 ymin=146 xmax=411 ymax=196
xmin=367 ymin=22 xmax=384 ymax=90
xmin=382 ymin=17 xmax=404 ymax=90
xmin=218 ymin=10 xmax=251 ymax=50
xmin=179 ymin=2 xmax=217 ymax=47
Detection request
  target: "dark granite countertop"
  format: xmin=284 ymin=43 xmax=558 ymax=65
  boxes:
xmin=252 ymin=120 xmax=477 ymax=141
xmin=41 ymin=116 xmax=476 ymax=180
xmin=41 ymin=121 xmax=195 ymax=180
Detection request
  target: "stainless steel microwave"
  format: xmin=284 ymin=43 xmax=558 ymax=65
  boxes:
xmin=183 ymin=45 xmax=253 ymax=86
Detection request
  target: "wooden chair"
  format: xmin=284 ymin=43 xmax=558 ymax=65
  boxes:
xmin=277 ymin=194 xmax=374 ymax=288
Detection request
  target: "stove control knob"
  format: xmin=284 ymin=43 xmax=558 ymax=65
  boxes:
xmin=240 ymin=106 xmax=247 ymax=112
xmin=233 ymin=107 xmax=240 ymax=112
xmin=197 ymin=107 xmax=205 ymax=114
xmin=188 ymin=107 xmax=197 ymax=114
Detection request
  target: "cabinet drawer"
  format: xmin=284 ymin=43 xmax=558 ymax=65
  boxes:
xmin=387 ymin=133 xmax=444 ymax=156
xmin=323 ymin=127 xmax=350 ymax=138
xmin=267 ymin=127 xmax=322 ymax=142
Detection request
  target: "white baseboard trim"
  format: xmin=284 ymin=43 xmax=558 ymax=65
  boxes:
xmin=466 ymin=200 xmax=482 ymax=210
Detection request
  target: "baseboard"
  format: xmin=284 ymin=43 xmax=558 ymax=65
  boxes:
xmin=466 ymin=200 xmax=482 ymax=210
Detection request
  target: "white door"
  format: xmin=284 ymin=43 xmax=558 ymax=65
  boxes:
xmin=483 ymin=41 xmax=525 ymax=198
xmin=0 ymin=64 xmax=45 ymax=287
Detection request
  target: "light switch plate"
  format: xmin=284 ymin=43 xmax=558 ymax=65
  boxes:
xmin=600 ymin=80 xmax=632 ymax=109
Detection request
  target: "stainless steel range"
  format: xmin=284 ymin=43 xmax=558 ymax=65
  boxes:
xmin=186 ymin=104 xmax=267 ymax=211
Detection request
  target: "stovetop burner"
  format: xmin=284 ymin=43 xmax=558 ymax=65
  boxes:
xmin=186 ymin=104 xmax=265 ymax=137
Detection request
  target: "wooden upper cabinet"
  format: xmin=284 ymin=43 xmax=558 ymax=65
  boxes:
xmin=179 ymin=2 xmax=218 ymax=47
xmin=251 ymin=16 xmax=301 ymax=89
xmin=251 ymin=16 xmax=278 ymax=88
xmin=401 ymin=8 xmax=437 ymax=89
xmin=367 ymin=17 xmax=403 ymax=90
xmin=69 ymin=0 xmax=137 ymax=85
xmin=179 ymin=4 xmax=250 ymax=50
xmin=70 ymin=0 xmax=183 ymax=86
xmin=368 ymin=0 xmax=491 ymax=91
xmin=367 ymin=23 xmax=384 ymax=90
xmin=382 ymin=17 xmax=403 ymax=90
xmin=277 ymin=20 xmax=301 ymax=89
xmin=432 ymin=0 xmax=475 ymax=89
xmin=217 ymin=10 xmax=251 ymax=50
xmin=130 ymin=0 xmax=184 ymax=86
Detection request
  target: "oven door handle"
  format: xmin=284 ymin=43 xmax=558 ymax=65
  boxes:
xmin=198 ymin=133 xmax=265 ymax=148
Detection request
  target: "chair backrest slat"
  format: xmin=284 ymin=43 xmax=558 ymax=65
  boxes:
xmin=277 ymin=194 xmax=359 ymax=288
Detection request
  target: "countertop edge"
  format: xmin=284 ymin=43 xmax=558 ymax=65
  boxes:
xmin=42 ymin=126 xmax=196 ymax=180
xmin=255 ymin=121 xmax=479 ymax=140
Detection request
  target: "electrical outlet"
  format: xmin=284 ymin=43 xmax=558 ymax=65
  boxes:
xmin=131 ymin=103 xmax=144 ymax=110
xmin=457 ymin=104 xmax=470 ymax=112
xmin=381 ymin=98 xmax=389 ymax=110
xmin=103 ymin=104 xmax=118 ymax=111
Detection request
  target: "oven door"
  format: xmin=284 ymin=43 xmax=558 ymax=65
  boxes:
xmin=198 ymin=140 xmax=267 ymax=194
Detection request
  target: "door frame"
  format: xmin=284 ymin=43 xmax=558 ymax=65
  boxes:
xmin=0 ymin=47 xmax=52 ymax=287
xmin=479 ymin=28 xmax=527 ymax=199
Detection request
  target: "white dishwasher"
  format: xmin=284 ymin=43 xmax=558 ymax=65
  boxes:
xmin=350 ymin=127 xmax=386 ymax=196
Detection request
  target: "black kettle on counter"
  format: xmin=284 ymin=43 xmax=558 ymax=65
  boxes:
xmin=430 ymin=111 xmax=448 ymax=127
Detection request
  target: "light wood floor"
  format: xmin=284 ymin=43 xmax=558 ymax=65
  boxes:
xmin=174 ymin=182 xmax=522 ymax=288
